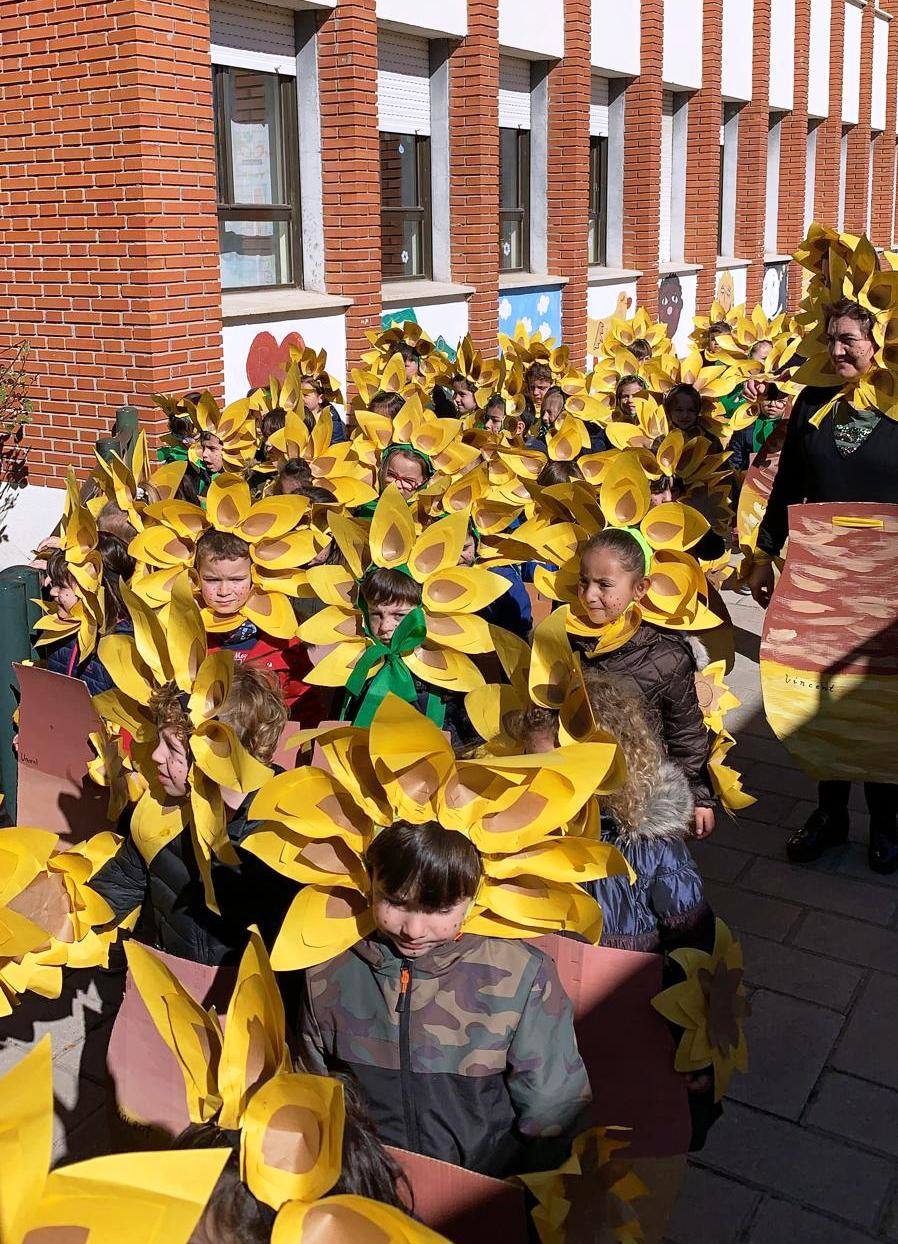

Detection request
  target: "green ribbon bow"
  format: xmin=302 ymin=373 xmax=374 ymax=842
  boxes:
xmin=342 ymin=605 xmax=445 ymax=729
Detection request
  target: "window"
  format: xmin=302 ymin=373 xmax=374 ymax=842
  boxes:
xmin=804 ymin=120 xmax=819 ymax=235
xmin=379 ymin=133 xmax=432 ymax=280
xmin=838 ymin=125 xmax=850 ymax=231
xmin=500 ymin=127 xmax=530 ymax=272
xmin=213 ymin=65 xmax=300 ymax=291
xmin=765 ymin=112 xmax=782 ymax=254
xmin=588 ymin=137 xmax=608 ymax=265
xmin=718 ymin=103 xmax=739 ymax=257
xmin=659 ymin=91 xmax=688 ymax=264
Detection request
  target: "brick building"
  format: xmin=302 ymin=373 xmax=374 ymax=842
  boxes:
xmin=0 ymin=0 xmax=895 ymax=550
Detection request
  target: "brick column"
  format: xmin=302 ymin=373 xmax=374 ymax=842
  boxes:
xmin=0 ymin=0 xmax=223 ymax=486
xmin=843 ymin=0 xmax=875 ymax=235
xmin=547 ymin=0 xmax=591 ymax=361
xmin=684 ymin=0 xmax=723 ymax=311
xmin=622 ymin=0 xmax=664 ymax=312
xmin=449 ymin=3 xmax=500 ymax=347
xmin=778 ymin=0 xmax=810 ymax=309
xmin=872 ymin=3 xmax=898 ymax=247
xmin=814 ymin=0 xmax=845 ymax=225
xmin=734 ymin=0 xmax=771 ymax=305
xmin=318 ymin=1 xmax=381 ymax=369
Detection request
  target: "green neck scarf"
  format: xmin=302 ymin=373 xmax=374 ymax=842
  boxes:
xmin=342 ymin=605 xmax=445 ymax=729
xmin=752 ymin=415 xmax=777 ymax=453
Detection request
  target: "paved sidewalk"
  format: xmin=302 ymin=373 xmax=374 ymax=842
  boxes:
xmin=2 ymin=589 xmax=897 ymax=1240
xmin=667 ymin=591 xmax=898 ymax=1244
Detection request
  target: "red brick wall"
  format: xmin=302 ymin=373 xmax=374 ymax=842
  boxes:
xmin=685 ymin=0 xmax=723 ymax=311
xmin=843 ymin=1 xmax=875 ymax=236
xmin=778 ymin=0 xmax=810 ymax=310
xmin=317 ymin=1 xmax=382 ymax=370
xmin=547 ymin=0 xmax=591 ymax=360
xmin=449 ymin=2 xmax=500 ymax=348
xmin=622 ymin=0 xmax=664 ymax=313
xmin=0 ymin=0 xmax=223 ymax=486
xmin=734 ymin=0 xmax=771 ymax=305
xmin=814 ymin=0 xmax=845 ymax=226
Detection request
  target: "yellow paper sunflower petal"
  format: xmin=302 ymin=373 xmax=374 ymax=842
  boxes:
xmin=271 ymin=1194 xmax=451 ymax=1244
xmin=269 ymin=885 xmax=375 ymax=971
xmin=406 ymin=509 xmax=468 ymax=582
xmin=370 ymin=485 xmax=416 ymax=569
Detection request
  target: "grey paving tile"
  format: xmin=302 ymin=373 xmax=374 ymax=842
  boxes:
xmin=737 ymin=791 xmax=799 ymax=828
xmin=807 ymin=1071 xmax=898 ymax=1159
xmin=792 ymin=909 xmax=898 ymax=974
xmin=666 ymin=1165 xmax=760 ymax=1244
xmin=705 ymin=880 xmax=803 ymax=941
xmin=726 ymin=990 xmax=842 ymax=1120
xmin=813 ymin=840 xmax=898 ymax=889
xmin=743 ymin=761 xmax=819 ymax=801
xmin=746 ymin=1197 xmax=884 ymax=1244
xmin=691 ymin=839 xmax=751 ymax=884
xmin=699 ymin=1101 xmax=895 ymax=1228
xmin=713 ymin=817 xmax=792 ymax=860
xmin=739 ymin=857 xmax=897 ymax=926
xmin=832 ymin=974 xmax=898 ymax=1092
xmin=739 ymin=932 xmax=863 ymax=1012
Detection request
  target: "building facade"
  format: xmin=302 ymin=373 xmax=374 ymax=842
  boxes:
xmin=2 ymin=0 xmax=897 ymax=520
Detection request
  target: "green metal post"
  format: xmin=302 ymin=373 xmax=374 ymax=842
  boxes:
xmin=0 ymin=565 xmax=41 ymax=820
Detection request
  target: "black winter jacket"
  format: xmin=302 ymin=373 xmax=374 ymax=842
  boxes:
xmin=577 ymin=624 xmax=715 ymax=807
xmin=88 ymin=789 xmax=297 ymax=965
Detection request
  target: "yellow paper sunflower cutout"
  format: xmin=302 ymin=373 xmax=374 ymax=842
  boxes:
xmin=32 ymin=468 xmax=107 ymax=658
xmin=87 ymin=429 xmax=187 ymax=531
xmin=353 ymin=392 xmax=480 ymax=489
xmin=602 ymin=307 xmax=673 ymax=363
xmin=708 ymin=729 xmax=756 ymax=815
xmin=265 ymin=406 xmax=377 ymax=508
xmin=651 ymin=917 xmax=750 ymax=1101
xmin=185 ymin=391 xmax=259 ymax=470
xmin=244 ymin=693 xmax=626 ymax=968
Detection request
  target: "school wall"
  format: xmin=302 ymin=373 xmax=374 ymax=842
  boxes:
xmin=4 ymin=0 xmax=898 ymax=530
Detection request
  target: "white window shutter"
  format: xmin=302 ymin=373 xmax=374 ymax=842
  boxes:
xmin=499 ymin=56 xmax=532 ymax=129
xmin=210 ymin=0 xmax=296 ymax=73
xmin=378 ymin=32 xmax=431 ymax=136
xmin=589 ymin=75 xmax=609 ymax=138
xmin=659 ymin=91 xmax=674 ymax=264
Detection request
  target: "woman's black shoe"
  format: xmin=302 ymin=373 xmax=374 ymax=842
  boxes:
xmin=869 ymin=820 xmax=898 ymax=875
xmin=786 ymin=808 xmax=849 ymax=863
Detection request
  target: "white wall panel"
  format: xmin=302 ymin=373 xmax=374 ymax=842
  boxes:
xmin=769 ymin=0 xmax=795 ymax=112
xmin=210 ymin=0 xmax=296 ymax=73
xmin=376 ymin=0 xmax=467 ymax=38
xmin=663 ymin=0 xmax=702 ymax=89
xmin=808 ymin=0 xmax=831 ymax=118
xmin=591 ymin=0 xmax=641 ymax=76
xmin=499 ymin=0 xmax=564 ymax=59
xmin=659 ymin=92 xmax=674 ymax=263
xmin=590 ymin=75 xmax=609 ymax=137
xmin=722 ymin=0 xmax=753 ymax=102
xmin=804 ymin=123 xmax=818 ymax=233
xmin=378 ymin=32 xmax=431 ymax=134
xmin=872 ymin=12 xmax=890 ymax=134
xmin=842 ymin=0 xmax=863 ymax=126
xmin=499 ymin=56 xmax=532 ymax=129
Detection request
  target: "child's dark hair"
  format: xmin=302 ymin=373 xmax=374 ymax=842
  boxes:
xmin=259 ymin=408 xmax=286 ymax=442
xmin=541 ymin=386 xmax=566 ymax=412
xmin=270 ymin=457 xmax=313 ymax=494
xmin=615 ymin=374 xmax=646 ymax=399
xmin=176 ymin=464 xmax=204 ymax=505
xmin=199 ymin=429 xmax=221 ymax=446
xmin=195 ymin=528 xmax=251 ymax=568
xmin=628 ymin=338 xmax=653 ymax=361
xmin=526 ymin=362 xmax=553 ymax=389
xmin=664 ymin=383 xmax=702 ymax=417
xmin=359 ymin=566 xmax=422 ymax=610
xmin=46 ymin=533 xmax=135 ymax=624
xmin=537 ymin=459 xmax=582 ymax=486
xmin=366 ymin=821 xmax=482 ymax=912
xmin=483 ymin=393 xmax=506 ymax=418
xmin=451 ymin=375 xmax=476 ymax=395
xmin=167 ymin=412 xmax=194 ymax=441
xmin=581 ymin=528 xmax=648 ymax=578
xmin=707 ymin=320 xmax=731 ymax=340
xmin=507 ymin=704 xmax=560 ymax=753
xmin=432 ymin=386 xmax=458 ymax=420
xmin=370 ymin=391 xmax=404 ymax=418
xmin=395 ymin=341 xmax=421 ymax=367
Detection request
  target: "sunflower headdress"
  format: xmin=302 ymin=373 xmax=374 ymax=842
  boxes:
xmin=361 ymin=321 xmax=442 ymax=386
xmin=0 ymin=1037 xmax=231 ymax=1244
xmin=265 ymin=406 xmax=377 ymax=508
xmin=602 ymin=307 xmax=673 ymax=364
xmin=651 ymin=349 xmax=749 ymax=431
xmin=353 ymin=393 xmax=480 ymax=492
xmin=122 ymin=930 xmax=447 ymax=1242
xmin=298 ymin=486 xmax=509 ymax=726
xmin=87 ymin=430 xmax=187 ymax=531
xmin=690 ymin=298 xmax=741 ymax=358
xmin=93 ymin=573 xmax=275 ymax=910
xmin=652 ymin=917 xmax=750 ymax=1100
xmin=709 ymin=304 xmax=793 ymax=364
xmin=186 ymin=392 xmax=259 ymax=470
xmin=244 ymin=692 xmax=628 ymax=967
xmin=498 ymin=323 xmax=589 ymax=396
xmin=33 ymin=469 xmax=107 ymax=657
xmin=129 ymin=472 xmax=322 ymax=637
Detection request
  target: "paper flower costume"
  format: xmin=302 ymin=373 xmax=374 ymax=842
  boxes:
xmin=298 ymin=486 xmax=510 ymax=724
xmin=125 ymin=928 xmax=450 ymax=1242
xmin=87 ymin=429 xmax=187 ymax=531
xmin=186 ymin=391 xmax=259 ymax=469
xmin=244 ymin=693 xmax=628 ymax=968
xmin=93 ymin=573 xmax=275 ymax=910
xmin=0 ymin=1037 xmax=230 ymax=1244
xmin=129 ymin=471 xmax=320 ymax=638
xmin=353 ymin=392 xmax=479 ymax=490
xmin=32 ymin=468 xmax=106 ymax=658
xmin=265 ymin=406 xmax=377 ymax=508
xmin=602 ymin=307 xmax=673 ymax=363
xmin=652 ymin=917 xmax=750 ymax=1100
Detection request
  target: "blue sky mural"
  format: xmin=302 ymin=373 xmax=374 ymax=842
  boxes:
xmin=497 ymin=286 xmax=563 ymax=345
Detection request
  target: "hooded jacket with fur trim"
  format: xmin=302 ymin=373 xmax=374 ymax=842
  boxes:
xmin=588 ymin=759 xmax=714 ymax=953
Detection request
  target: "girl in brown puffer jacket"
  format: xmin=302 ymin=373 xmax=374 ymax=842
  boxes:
xmin=575 ymin=528 xmax=716 ymax=839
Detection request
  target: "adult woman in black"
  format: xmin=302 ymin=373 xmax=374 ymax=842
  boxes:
xmin=747 ymin=298 xmax=898 ymax=873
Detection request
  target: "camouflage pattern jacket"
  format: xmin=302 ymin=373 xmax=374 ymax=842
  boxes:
xmin=299 ymin=933 xmax=592 ymax=1177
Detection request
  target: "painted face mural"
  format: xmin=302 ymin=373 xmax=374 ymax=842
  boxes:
xmin=658 ymin=274 xmax=684 ymax=338
xmin=762 ymin=265 xmax=787 ymax=318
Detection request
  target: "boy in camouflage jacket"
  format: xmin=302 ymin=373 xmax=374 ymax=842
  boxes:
xmin=298 ymin=823 xmax=591 ymax=1178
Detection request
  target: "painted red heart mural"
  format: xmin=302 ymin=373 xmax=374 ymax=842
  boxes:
xmin=245 ymin=330 xmax=306 ymax=389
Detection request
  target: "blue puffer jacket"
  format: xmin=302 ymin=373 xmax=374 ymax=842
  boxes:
xmin=43 ymin=619 xmax=133 ymax=697
xmin=589 ymin=760 xmax=713 ymax=954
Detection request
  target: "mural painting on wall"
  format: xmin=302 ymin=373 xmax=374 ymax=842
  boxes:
xmin=246 ymin=330 xmax=305 ymax=389
xmin=586 ymin=291 xmax=633 ymax=357
xmin=498 ymin=287 xmax=564 ymax=347
xmin=658 ymin=274 xmax=684 ymax=338
xmin=381 ymin=308 xmax=457 ymax=361
xmin=762 ymin=263 xmax=789 ymax=318
xmin=716 ymin=270 xmax=735 ymax=313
